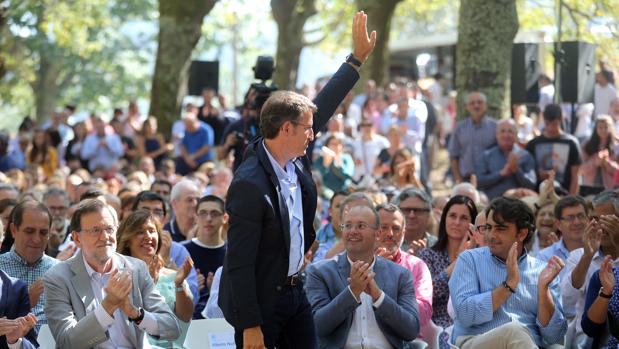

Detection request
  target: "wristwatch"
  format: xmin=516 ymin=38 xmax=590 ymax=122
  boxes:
xmin=346 ymin=54 xmax=362 ymax=68
xmin=503 ymin=281 xmax=516 ymax=294
xmin=599 ymin=287 xmax=613 ymax=299
xmin=129 ymin=307 xmax=145 ymax=325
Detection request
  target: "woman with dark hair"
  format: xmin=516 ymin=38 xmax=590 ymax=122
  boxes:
xmin=581 ymin=115 xmax=618 ymax=190
xmin=116 ymin=210 xmax=194 ymax=348
xmin=27 ymin=128 xmax=57 ymax=178
xmin=315 ymin=133 xmax=355 ymax=193
xmin=66 ymin=121 xmax=89 ymax=171
xmin=417 ymin=195 xmax=477 ymax=340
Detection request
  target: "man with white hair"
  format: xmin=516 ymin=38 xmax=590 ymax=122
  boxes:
xmin=476 ymin=119 xmax=536 ymax=200
xmin=448 ymin=91 xmax=497 ymax=184
xmin=451 ymin=182 xmax=480 ymax=206
xmin=164 ymin=179 xmax=200 ymax=242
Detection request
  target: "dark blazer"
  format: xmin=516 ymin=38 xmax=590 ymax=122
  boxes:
xmin=0 ymin=270 xmax=38 ymax=349
xmin=218 ymin=63 xmax=359 ymax=330
xmin=305 ymin=254 xmax=419 ymax=349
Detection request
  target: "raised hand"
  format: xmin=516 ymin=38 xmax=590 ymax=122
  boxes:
xmin=160 ymin=230 xmax=172 ymax=264
xmin=506 ymin=242 xmax=520 ymax=290
xmin=6 ymin=314 xmax=37 ymax=344
xmin=0 ymin=318 xmax=18 ymax=337
xmin=407 ymin=238 xmax=426 ymax=255
xmin=600 ymin=255 xmax=616 ymax=293
xmin=28 ymin=279 xmax=45 ymax=309
xmin=456 ymin=230 xmax=475 ymax=257
xmin=375 ymin=246 xmax=396 ymax=260
xmin=196 ymin=268 xmax=206 ymax=291
xmin=104 ymin=269 xmax=132 ymax=309
xmin=600 ymin=215 xmax=619 ymax=246
xmin=348 ymin=261 xmax=371 ymax=299
xmin=538 ymin=256 xmax=565 ymax=289
xmin=147 ymin=255 xmax=163 ymax=284
xmin=583 ymin=219 xmax=602 ymax=257
xmin=56 ymin=243 xmax=77 ymax=261
xmin=352 ymin=11 xmax=377 ymax=63
xmin=175 ymin=256 xmax=194 ymax=287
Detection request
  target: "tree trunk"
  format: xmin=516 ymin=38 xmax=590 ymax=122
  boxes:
xmin=356 ymin=0 xmax=402 ymax=89
xmin=271 ymin=0 xmax=316 ymax=90
xmin=149 ymin=0 xmax=218 ymax=136
xmin=455 ymin=0 xmax=518 ymax=119
xmin=33 ymin=53 xmax=62 ymax=121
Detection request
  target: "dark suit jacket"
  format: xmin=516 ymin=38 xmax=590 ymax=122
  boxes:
xmin=218 ymin=63 xmax=359 ymax=330
xmin=305 ymin=254 xmax=419 ymax=349
xmin=0 ymin=270 xmax=38 ymax=349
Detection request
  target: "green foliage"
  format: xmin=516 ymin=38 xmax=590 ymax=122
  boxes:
xmin=518 ymin=0 xmax=619 ymax=72
xmin=0 ymin=0 xmax=155 ymax=124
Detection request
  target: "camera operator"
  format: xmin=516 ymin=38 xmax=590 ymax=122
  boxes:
xmin=217 ymin=57 xmax=279 ymax=171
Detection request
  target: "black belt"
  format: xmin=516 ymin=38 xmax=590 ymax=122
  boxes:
xmin=283 ymin=273 xmax=301 ymax=287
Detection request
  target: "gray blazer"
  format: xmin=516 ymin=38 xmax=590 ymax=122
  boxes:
xmin=43 ymin=251 xmax=181 ymax=349
xmin=305 ymin=253 xmax=420 ymax=349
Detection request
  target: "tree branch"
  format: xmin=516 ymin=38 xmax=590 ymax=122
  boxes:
xmin=303 ymin=35 xmax=326 ymax=46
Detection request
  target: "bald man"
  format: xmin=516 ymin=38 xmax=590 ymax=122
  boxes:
xmin=476 ymin=119 xmax=536 ymax=199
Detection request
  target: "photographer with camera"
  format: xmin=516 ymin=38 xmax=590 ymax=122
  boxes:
xmin=218 ymin=57 xmax=279 ymax=171
xmin=218 ymin=11 xmax=376 ymax=349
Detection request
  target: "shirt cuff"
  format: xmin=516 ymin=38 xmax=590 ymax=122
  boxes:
xmin=137 ymin=310 xmax=160 ymax=336
xmin=7 ymin=338 xmax=22 ymax=349
xmin=347 ymin=286 xmax=361 ymax=303
xmin=95 ymin=305 xmax=115 ymax=329
xmin=372 ymin=291 xmax=385 ymax=308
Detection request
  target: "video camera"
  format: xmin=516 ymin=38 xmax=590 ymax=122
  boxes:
xmin=249 ymin=56 xmax=278 ymax=111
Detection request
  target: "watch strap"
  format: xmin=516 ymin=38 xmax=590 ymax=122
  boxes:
xmin=503 ymin=281 xmax=516 ymax=294
xmin=346 ymin=54 xmax=362 ymax=68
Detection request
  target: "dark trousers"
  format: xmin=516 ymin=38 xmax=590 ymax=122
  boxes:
xmin=234 ymin=282 xmax=316 ymax=349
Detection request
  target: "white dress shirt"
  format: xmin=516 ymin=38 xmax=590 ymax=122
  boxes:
xmin=344 ymin=256 xmax=392 ymax=349
xmin=84 ymin=255 xmax=159 ymax=349
xmin=263 ymin=142 xmax=304 ymax=276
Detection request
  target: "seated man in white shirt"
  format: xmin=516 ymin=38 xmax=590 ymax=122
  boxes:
xmin=560 ymin=190 xmax=619 ymax=349
xmin=305 ymin=204 xmax=419 ymax=349
xmin=43 ymin=199 xmax=180 ymax=348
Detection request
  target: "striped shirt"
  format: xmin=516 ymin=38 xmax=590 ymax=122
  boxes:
xmin=448 ymin=116 xmax=497 ymax=178
xmin=0 ymin=249 xmax=58 ymax=326
xmin=449 ymin=247 xmax=566 ymax=347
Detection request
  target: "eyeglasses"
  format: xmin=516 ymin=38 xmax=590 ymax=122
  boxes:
xmin=197 ymin=210 xmax=223 ymax=219
xmin=291 ymin=121 xmax=314 ymax=133
xmin=80 ymin=225 xmax=117 ymax=237
xmin=140 ymin=207 xmax=165 ymax=218
xmin=560 ymin=213 xmax=588 ymax=223
xmin=379 ymin=224 xmax=403 ymax=233
xmin=400 ymin=207 xmax=430 ymax=215
xmin=476 ymin=225 xmax=489 ymax=233
xmin=48 ymin=206 xmax=68 ymax=213
xmin=340 ymin=222 xmax=378 ymax=232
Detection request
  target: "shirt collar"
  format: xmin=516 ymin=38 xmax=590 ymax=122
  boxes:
xmin=347 ymin=254 xmax=376 ymax=270
xmin=262 ymin=141 xmax=296 ymax=182
xmin=9 ymin=248 xmax=44 ymax=267
xmin=490 ymin=246 xmax=529 ymax=265
xmin=82 ymin=253 xmax=118 ymax=278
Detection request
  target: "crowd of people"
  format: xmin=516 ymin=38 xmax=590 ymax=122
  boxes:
xmin=1 ymin=10 xmax=619 ymax=349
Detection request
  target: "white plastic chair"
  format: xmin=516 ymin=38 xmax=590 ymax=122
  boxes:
xmin=419 ymin=320 xmax=443 ymax=349
xmin=183 ymin=318 xmax=235 ymax=349
xmin=37 ymin=324 xmax=56 ymax=349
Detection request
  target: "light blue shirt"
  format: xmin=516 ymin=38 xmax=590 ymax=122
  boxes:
xmin=449 ymin=247 xmax=566 ymax=347
xmin=536 ymin=239 xmax=574 ymax=316
xmin=80 ymin=133 xmax=124 ymax=171
xmin=263 ymin=142 xmax=304 ymax=276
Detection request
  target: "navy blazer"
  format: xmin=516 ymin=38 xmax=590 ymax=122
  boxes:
xmin=0 ymin=270 xmax=38 ymax=349
xmin=218 ymin=63 xmax=359 ymax=330
xmin=304 ymin=254 xmax=420 ymax=349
